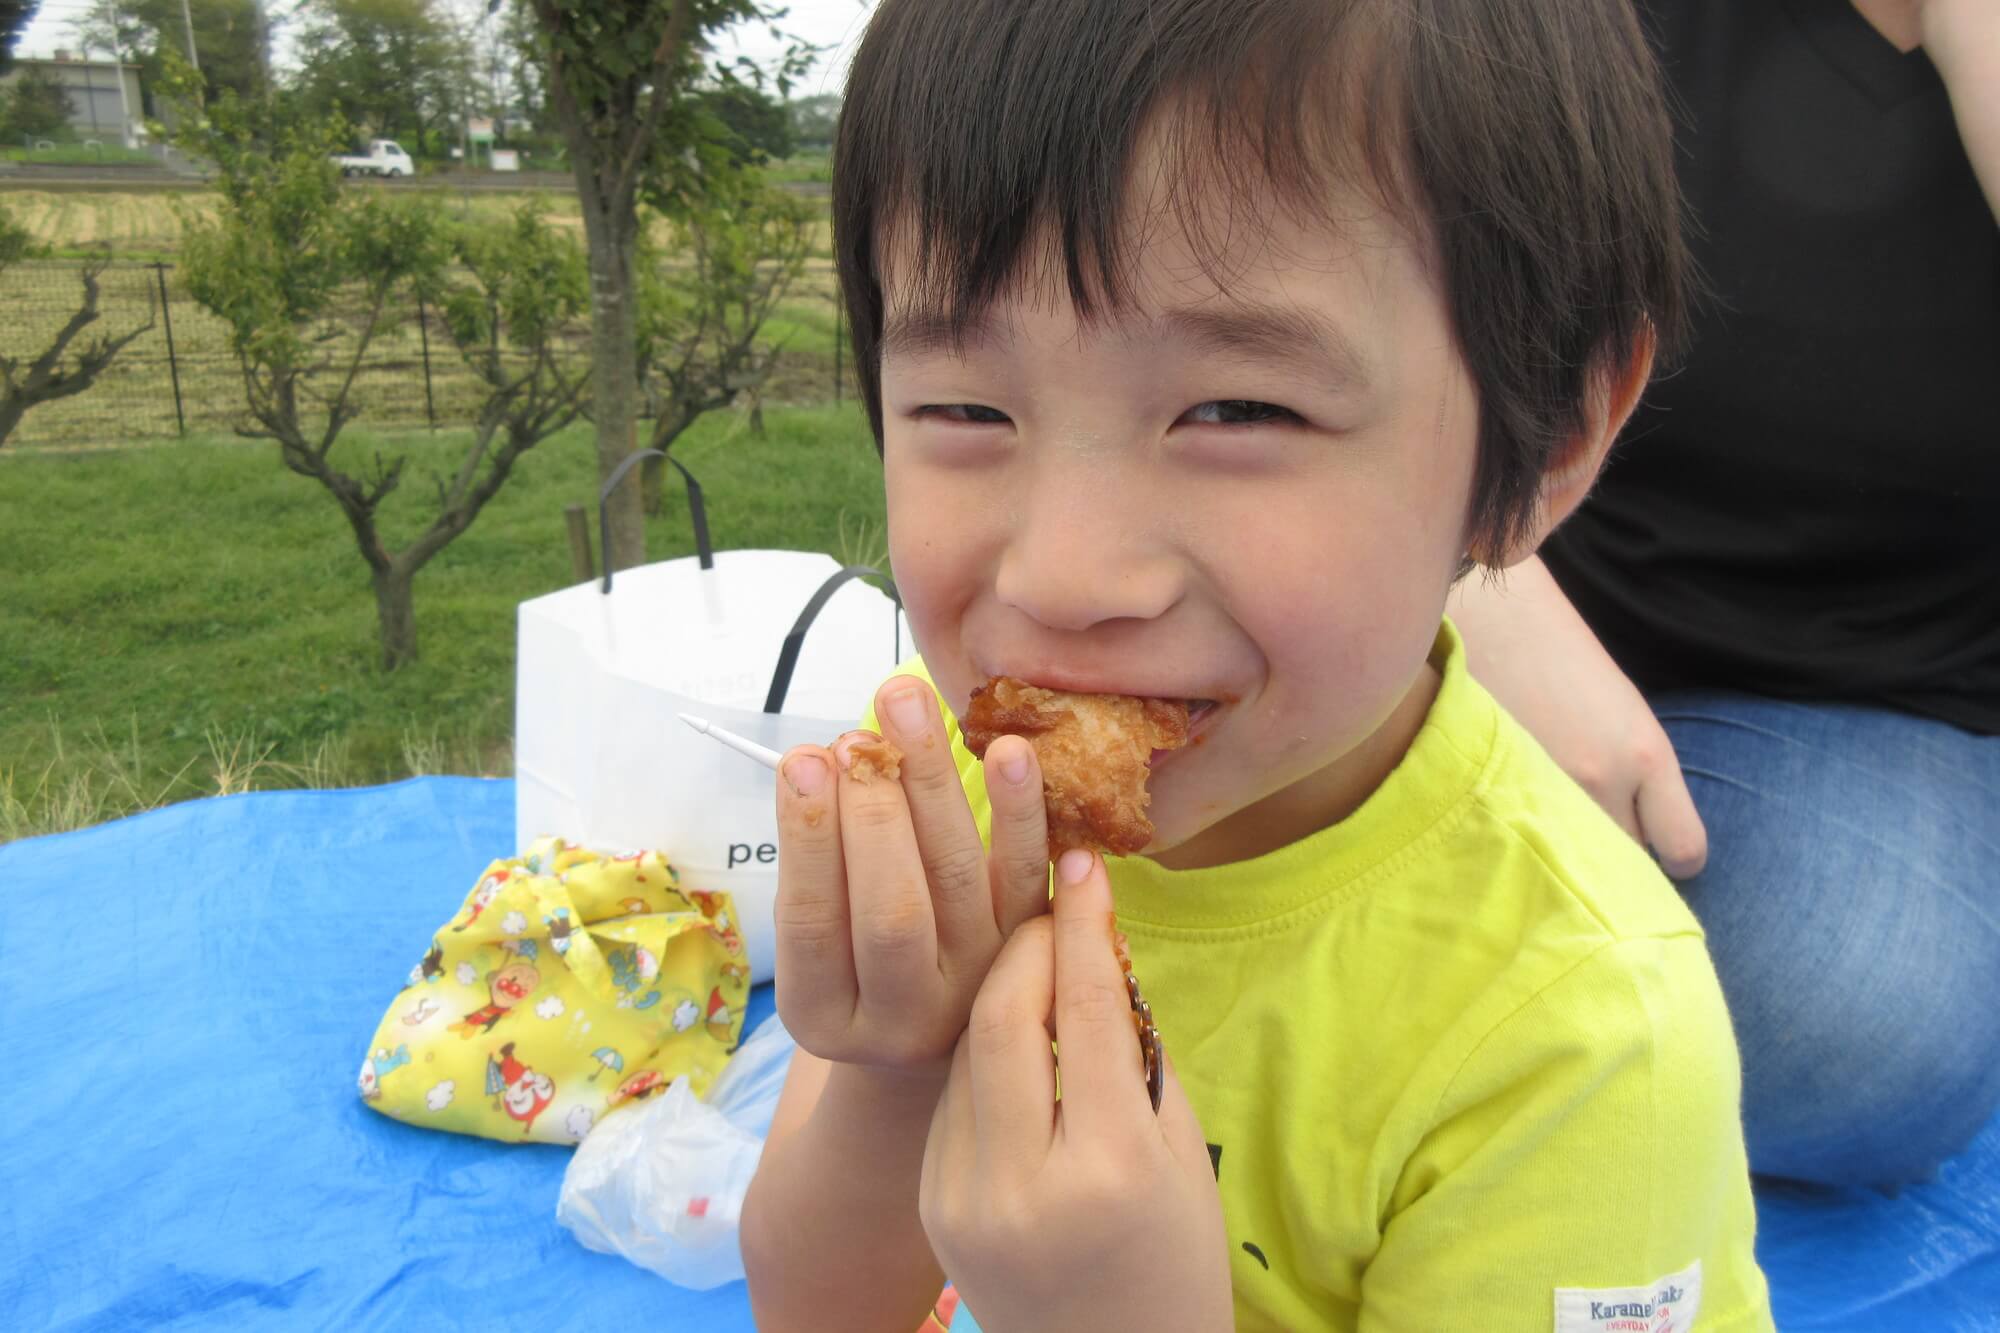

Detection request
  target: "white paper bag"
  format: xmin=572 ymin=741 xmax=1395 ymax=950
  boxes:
xmin=515 ymin=454 xmax=903 ymax=984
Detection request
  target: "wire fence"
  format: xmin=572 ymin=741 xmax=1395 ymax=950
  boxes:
xmin=0 ymin=259 xmax=853 ymax=449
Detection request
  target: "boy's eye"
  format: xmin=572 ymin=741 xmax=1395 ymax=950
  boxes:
xmin=918 ymin=403 xmax=1011 ymax=424
xmin=1182 ymin=400 xmax=1301 ymax=426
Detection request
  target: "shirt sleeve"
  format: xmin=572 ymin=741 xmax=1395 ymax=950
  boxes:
xmin=1358 ymin=935 xmax=1774 ymax=1332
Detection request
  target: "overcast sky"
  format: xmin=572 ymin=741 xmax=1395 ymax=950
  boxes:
xmin=14 ymin=0 xmax=877 ymax=96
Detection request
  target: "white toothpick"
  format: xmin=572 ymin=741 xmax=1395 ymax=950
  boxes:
xmin=679 ymin=712 xmax=784 ymax=771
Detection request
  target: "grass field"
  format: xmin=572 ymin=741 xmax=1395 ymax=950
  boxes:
xmin=0 ymin=167 xmax=834 ymax=260
xmin=0 ymin=252 xmax=847 ymax=448
xmin=1 ymin=143 xmax=159 ymax=167
xmin=0 ymin=402 xmax=888 ymax=842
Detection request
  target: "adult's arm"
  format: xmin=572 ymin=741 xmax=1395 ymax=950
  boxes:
xmin=1921 ymin=0 xmax=2000 ymax=218
xmin=1448 ymin=556 xmax=1708 ymax=879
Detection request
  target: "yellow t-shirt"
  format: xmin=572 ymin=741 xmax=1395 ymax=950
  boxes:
xmin=904 ymin=621 xmax=1773 ymax=1331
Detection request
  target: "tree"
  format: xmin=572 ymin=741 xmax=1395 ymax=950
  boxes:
xmin=0 ymin=204 xmax=155 ymax=448
xmin=787 ymin=91 xmax=837 ymax=152
xmin=69 ymin=0 xmax=268 ymax=107
xmin=3 ymin=65 xmax=74 ymax=139
xmin=521 ymin=0 xmax=808 ymax=573
xmin=1 ymin=1 xmax=36 ymax=76
xmin=176 ymin=92 xmax=589 ymax=668
xmin=294 ymin=0 xmax=470 ymax=156
xmin=635 ymin=166 xmax=811 ymax=511
xmin=697 ymin=82 xmax=793 ymax=165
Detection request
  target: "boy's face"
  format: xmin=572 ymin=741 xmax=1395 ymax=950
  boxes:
xmin=878 ymin=168 xmax=1481 ymax=868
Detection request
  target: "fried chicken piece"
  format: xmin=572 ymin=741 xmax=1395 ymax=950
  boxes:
xmin=844 ymin=735 xmax=904 ymax=783
xmin=960 ymin=677 xmax=1189 ymax=855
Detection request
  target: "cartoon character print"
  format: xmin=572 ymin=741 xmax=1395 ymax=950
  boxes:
xmin=703 ymin=987 xmax=736 ymax=1044
xmin=719 ymin=960 xmax=750 ymax=987
xmin=451 ymin=870 xmax=511 ymax=932
xmin=607 ymin=1069 xmax=669 ymax=1108
xmin=544 ymin=908 xmax=573 ymax=955
xmin=489 ymin=1042 xmax=556 ymax=1134
xmin=686 ymin=890 xmax=745 ymax=956
xmin=449 ymin=960 xmax=541 ymax=1038
xmin=605 ymin=943 xmax=661 ymax=1010
xmin=405 ymin=939 xmax=446 ymax=989
xmin=357 ymin=1043 xmax=411 ymax=1101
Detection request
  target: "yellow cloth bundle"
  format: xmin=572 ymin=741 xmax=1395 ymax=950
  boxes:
xmin=358 ymin=837 xmax=751 ymax=1145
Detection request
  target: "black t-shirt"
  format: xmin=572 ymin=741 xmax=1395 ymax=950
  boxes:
xmin=1542 ymin=0 xmax=2000 ymax=735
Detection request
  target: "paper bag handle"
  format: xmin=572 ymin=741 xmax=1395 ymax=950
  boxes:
xmin=764 ymin=565 xmax=903 ymax=714
xmin=598 ymin=449 xmax=714 ymax=592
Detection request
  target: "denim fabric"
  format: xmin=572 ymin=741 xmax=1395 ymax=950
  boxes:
xmin=1653 ymin=692 xmax=2000 ymax=1189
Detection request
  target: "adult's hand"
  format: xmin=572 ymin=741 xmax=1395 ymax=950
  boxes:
xmin=1449 ymin=556 xmax=1709 ymax=880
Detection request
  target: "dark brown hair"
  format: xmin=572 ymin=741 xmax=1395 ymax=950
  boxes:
xmin=832 ymin=0 xmax=1688 ymax=557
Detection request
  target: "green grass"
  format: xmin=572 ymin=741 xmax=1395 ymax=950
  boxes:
xmin=0 ymin=403 xmax=888 ymax=842
xmin=2 ymin=142 xmax=159 ymax=166
xmin=760 ymin=153 xmax=831 ymax=187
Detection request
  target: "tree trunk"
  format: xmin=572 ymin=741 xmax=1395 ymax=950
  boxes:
xmin=0 ymin=394 xmax=26 ymax=449
xmin=641 ymin=447 xmax=665 ymax=515
xmin=374 ymin=563 xmax=419 ymax=671
xmin=579 ymin=192 xmax=647 ymax=573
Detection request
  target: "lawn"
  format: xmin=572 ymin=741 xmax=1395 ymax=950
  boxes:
xmin=2 ymin=142 xmax=160 ymax=167
xmin=0 ymin=403 xmax=888 ymax=841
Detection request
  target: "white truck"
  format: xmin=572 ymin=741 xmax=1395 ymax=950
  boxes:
xmin=332 ymin=140 xmax=415 ymax=178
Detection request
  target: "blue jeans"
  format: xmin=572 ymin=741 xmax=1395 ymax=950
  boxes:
xmin=1653 ymin=692 xmax=2000 ymax=1189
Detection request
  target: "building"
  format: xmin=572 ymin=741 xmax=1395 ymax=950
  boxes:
xmin=0 ymin=53 xmax=145 ymax=147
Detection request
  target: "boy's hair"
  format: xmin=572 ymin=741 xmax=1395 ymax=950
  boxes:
xmin=833 ymin=0 xmax=1688 ymax=559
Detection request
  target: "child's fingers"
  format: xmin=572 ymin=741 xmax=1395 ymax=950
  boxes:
xmin=1152 ymin=1050 xmax=1218 ymax=1185
xmin=982 ymin=734 xmax=1052 ymax=938
xmin=921 ymin=1031 xmax=979 ymax=1224
xmin=1048 ymin=849 xmax=1150 ymax=1136
xmin=874 ymin=676 xmax=995 ymax=961
xmin=832 ymin=729 xmax=941 ymax=1014
xmin=773 ymin=744 xmax=858 ymax=1037
xmin=964 ymin=915 xmax=1059 ymax=1178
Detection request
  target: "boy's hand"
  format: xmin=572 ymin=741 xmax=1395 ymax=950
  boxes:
xmin=773 ymin=675 xmax=1053 ymax=1078
xmin=918 ymin=850 xmax=1234 ymax=1333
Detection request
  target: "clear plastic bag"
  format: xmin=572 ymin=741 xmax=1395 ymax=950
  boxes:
xmin=556 ymin=1012 xmax=796 ymax=1289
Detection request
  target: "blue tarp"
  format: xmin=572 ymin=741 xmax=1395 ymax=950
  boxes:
xmin=3 ymin=778 xmax=1994 ymax=1329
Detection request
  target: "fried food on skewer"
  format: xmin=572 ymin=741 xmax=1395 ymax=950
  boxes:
xmin=960 ymin=677 xmax=1189 ymax=855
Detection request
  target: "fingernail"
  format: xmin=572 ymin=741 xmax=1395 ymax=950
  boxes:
xmin=997 ymin=748 xmax=1029 ymax=786
xmin=1057 ymin=848 xmax=1094 ymax=886
xmin=884 ymin=683 xmax=930 ymax=737
xmin=783 ymin=753 xmax=828 ymax=796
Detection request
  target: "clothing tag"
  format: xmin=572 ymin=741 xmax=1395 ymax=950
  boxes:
xmin=1554 ymin=1259 xmax=1701 ymax=1333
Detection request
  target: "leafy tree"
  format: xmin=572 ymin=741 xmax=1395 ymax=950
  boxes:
xmin=294 ymin=0 xmax=470 ymax=156
xmin=0 ymin=203 xmax=155 ymax=448
xmin=1 ymin=0 xmax=35 ymax=76
xmin=697 ymin=82 xmax=793 ymax=165
xmin=787 ymin=91 xmax=837 ymax=151
xmin=635 ymin=166 xmax=811 ymax=510
xmin=69 ymin=0 xmax=267 ymax=107
xmin=520 ymin=0 xmax=809 ymax=573
xmin=3 ymin=64 xmax=74 ymax=139
xmin=175 ymin=91 xmax=589 ymax=668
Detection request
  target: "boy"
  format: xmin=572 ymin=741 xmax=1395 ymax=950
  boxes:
xmin=742 ymin=0 xmax=1774 ymax=1328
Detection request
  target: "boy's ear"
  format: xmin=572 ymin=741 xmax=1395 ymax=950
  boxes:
xmin=1482 ymin=326 xmax=1656 ymax=570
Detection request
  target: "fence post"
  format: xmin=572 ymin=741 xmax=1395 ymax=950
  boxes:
xmin=154 ymin=261 xmax=187 ymax=436
xmin=415 ymin=291 xmax=438 ymax=429
xmin=833 ymin=299 xmax=843 ymax=405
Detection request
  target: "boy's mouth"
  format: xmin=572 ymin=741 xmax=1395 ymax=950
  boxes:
xmin=1151 ymin=698 xmax=1219 ymax=767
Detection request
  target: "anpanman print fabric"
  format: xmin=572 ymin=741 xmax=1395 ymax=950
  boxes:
xmin=359 ymin=837 xmax=751 ymax=1145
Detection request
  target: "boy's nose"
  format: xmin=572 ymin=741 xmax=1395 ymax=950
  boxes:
xmin=992 ymin=486 xmax=1185 ymax=632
